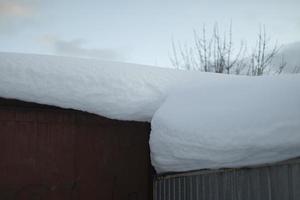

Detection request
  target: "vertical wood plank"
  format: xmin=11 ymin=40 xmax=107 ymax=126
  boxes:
xmin=0 ymin=98 xmax=151 ymax=200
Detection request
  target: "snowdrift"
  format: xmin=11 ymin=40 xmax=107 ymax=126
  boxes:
xmin=150 ymin=75 xmax=300 ymax=172
xmin=0 ymin=52 xmax=189 ymax=121
xmin=1 ymin=52 xmax=300 ymax=173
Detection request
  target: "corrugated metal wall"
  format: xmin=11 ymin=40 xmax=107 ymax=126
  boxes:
xmin=154 ymin=158 xmax=300 ymax=200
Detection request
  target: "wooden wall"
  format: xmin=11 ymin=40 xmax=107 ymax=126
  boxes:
xmin=0 ymin=98 xmax=152 ymax=200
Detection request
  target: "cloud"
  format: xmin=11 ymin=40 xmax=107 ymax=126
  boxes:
xmin=0 ymin=0 xmax=37 ymax=34
xmin=39 ymin=35 xmax=123 ymax=61
xmin=0 ymin=1 xmax=34 ymax=17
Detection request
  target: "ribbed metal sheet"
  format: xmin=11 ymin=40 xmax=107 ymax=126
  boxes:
xmin=154 ymin=158 xmax=300 ymax=200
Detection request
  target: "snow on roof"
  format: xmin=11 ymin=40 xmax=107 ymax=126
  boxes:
xmin=150 ymin=74 xmax=300 ymax=173
xmin=0 ymin=52 xmax=190 ymax=121
xmin=1 ymin=52 xmax=300 ymax=173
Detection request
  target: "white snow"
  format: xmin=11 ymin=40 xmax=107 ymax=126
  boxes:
xmin=1 ymin=52 xmax=300 ymax=173
xmin=0 ymin=52 xmax=191 ymax=121
xmin=150 ymin=75 xmax=300 ymax=173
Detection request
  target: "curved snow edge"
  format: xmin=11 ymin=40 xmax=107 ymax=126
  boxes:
xmin=150 ymin=74 xmax=300 ymax=173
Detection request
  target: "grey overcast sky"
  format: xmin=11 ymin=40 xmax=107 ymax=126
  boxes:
xmin=0 ymin=0 xmax=299 ymax=66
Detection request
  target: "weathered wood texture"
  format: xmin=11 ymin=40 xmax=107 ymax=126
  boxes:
xmin=154 ymin=158 xmax=300 ymax=200
xmin=0 ymin=98 xmax=152 ymax=200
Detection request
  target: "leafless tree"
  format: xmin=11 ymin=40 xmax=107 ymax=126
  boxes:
xmin=171 ymin=23 xmax=245 ymax=74
xmin=170 ymin=24 xmax=284 ymax=76
xmin=248 ymin=26 xmax=280 ymax=76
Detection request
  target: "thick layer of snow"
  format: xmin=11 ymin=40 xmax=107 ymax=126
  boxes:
xmin=1 ymin=52 xmax=300 ymax=173
xmin=0 ymin=52 xmax=196 ymax=121
xmin=150 ymin=75 xmax=300 ymax=173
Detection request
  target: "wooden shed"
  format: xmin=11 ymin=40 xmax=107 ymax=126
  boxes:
xmin=0 ymin=97 xmax=153 ymax=200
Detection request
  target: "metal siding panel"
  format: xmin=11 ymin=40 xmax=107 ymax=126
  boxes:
xmin=270 ymin=165 xmax=290 ymax=200
xmin=174 ymin=177 xmax=180 ymax=200
xmin=155 ymin=180 xmax=159 ymax=200
xmin=157 ymin=180 xmax=161 ymax=200
xmin=154 ymin=159 xmax=300 ymax=200
xmin=160 ymin=179 xmax=164 ymax=200
xmin=190 ymin=176 xmax=196 ymax=200
xmin=195 ymin=175 xmax=200 ymax=200
xmin=291 ymin=164 xmax=300 ymax=199
xmin=171 ymin=176 xmax=175 ymax=200
xmin=210 ymin=172 xmax=219 ymax=200
xmin=185 ymin=176 xmax=190 ymax=200
xmin=249 ymin=169 xmax=261 ymax=200
xmin=258 ymin=167 xmax=272 ymax=200
xmin=200 ymin=174 xmax=206 ymax=200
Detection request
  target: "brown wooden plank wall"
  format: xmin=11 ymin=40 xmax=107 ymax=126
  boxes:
xmin=0 ymin=98 xmax=152 ymax=200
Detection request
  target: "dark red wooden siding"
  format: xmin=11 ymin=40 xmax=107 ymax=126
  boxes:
xmin=0 ymin=98 xmax=152 ymax=200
